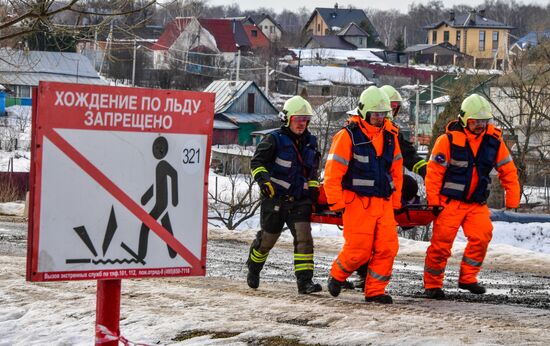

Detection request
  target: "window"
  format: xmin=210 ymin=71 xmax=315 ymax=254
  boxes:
xmin=443 ymin=31 xmax=450 ymax=42
xmin=432 ymin=31 xmax=437 ymax=44
xmin=359 ymin=38 xmax=363 ymax=45
xmin=251 ymin=30 xmax=257 ymax=37
xmin=456 ymin=31 xmax=461 ymax=50
xmin=247 ymin=93 xmax=255 ymax=113
xmin=492 ymin=31 xmax=499 ymax=51
xmin=317 ymin=24 xmax=321 ymax=32
xmin=270 ymin=26 xmax=274 ymax=34
xmin=479 ymin=31 xmax=486 ymax=51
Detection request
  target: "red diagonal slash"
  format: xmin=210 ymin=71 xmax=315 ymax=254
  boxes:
xmin=45 ymin=128 xmax=201 ymax=269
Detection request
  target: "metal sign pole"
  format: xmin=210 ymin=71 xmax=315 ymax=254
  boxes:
xmin=95 ymin=279 xmax=121 ymax=346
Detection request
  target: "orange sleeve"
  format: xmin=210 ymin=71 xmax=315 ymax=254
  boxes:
xmin=495 ymin=139 xmax=520 ymax=208
xmin=425 ymin=134 xmax=451 ymax=206
xmin=323 ymin=129 xmax=353 ymax=211
xmin=391 ymin=133 xmax=403 ymax=209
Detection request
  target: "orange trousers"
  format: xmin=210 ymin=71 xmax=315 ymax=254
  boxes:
xmin=424 ymin=199 xmax=493 ymax=289
xmin=330 ymin=193 xmax=398 ymax=297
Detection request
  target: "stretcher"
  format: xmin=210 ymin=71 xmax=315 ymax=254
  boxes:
xmin=310 ymin=185 xmax=443 ymax=228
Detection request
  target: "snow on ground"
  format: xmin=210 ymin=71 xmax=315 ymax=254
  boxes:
xmin=0 ymin=150 xmax=31 ymax=172
xmin=0 ymin=201 xmax=24 ymax=216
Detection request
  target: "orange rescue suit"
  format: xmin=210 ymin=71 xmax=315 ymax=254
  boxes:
xmin=324 ymin=116 xmax=403 ymax=298
xmin=424 ymin=121 xmax=520 ymax=288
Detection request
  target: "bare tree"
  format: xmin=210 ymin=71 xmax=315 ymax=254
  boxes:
xmin=0 ymin=0 xmax=156 ymax=44
xmin=208 ymin=173 xmax=261 ymax=230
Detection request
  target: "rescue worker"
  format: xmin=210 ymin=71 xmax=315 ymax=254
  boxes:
xmin=324 ymin=86 xmax=404 ymax=304
xmin=246 ymin=95 xmax=323 ymax=295
xmin=424 ymin=93 xmax=520 ymax=299
xmin=353 ymin=85 xmax=427 ymax=290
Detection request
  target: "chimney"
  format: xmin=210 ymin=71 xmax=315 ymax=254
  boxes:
xmin=479 ymin=9 xmax=486 ymax=17
xmin=334 ymin=2 xmax=338 ymax=9
xmin=468 ymin=9 xmax=476 ymax=25
xmin=449 ymin=10 xmax=455 ymax=21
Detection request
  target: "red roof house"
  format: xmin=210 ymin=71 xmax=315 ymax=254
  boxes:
xmin=243 ymin=24 xmax=270 ymax=50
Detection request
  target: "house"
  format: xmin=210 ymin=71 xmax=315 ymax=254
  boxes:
xmin=510 ymin=31 xmax=550 ymax=54
xmin=404 ymin=42 xmax=470 ymax=66
xmin=249 ymin=14 xmax=283 ymax=42
xmin=305 ymin=23 xmax=369 ymax=50
xmin=303 ymin=4 xmax=377 ymax=38
xmin=151 ymin=17 xmax=219 ymax=70
xmin=152 ymin=17 xmax=251 ymax=64
xmin=424 ymin=9 xmax=513 ymax=62
xmin=242 ymin=24 xmax=270 ymax=51
xmin=204 ymin=80 xmax=279 ymax=145
xmin=0 ymin=49 xmax=106 ymax=102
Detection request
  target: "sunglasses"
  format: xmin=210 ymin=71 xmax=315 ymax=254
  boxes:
xmin=369 ymin=111 xmax=389 ymax=118
xmin=467 ymin=119 xmax=491 ymax=126
xmin=291 ymin=115 xmax=311 ymax=122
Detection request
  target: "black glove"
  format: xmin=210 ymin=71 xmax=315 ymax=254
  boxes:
xmin=309 ymin=186 xmax=320 ymax=203
xmin=260 ymin=181 xmax=275 ymax=198
xmin=417 ymin=165 xmax=427 ymax=179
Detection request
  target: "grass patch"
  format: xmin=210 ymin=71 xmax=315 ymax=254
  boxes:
xmin=172 ymin=330 xmax=240 ymax=341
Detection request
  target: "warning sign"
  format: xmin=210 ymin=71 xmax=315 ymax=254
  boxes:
xmin=27 ymin=82 xmax=214 ymax=281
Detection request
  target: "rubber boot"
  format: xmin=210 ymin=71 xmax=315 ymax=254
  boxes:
xmin=246 ymin=247 xmax=268 ymax=289
xmin=425 ymin=288 xmax=446 ymax=300
xmin=458 ymin=282 xmax=486 ymax=294
xmin=364 ymin=294 xmax=393 ymax=304
xmin=354 ymin=262 xmax=368 ymax=290
xmin=327 ymin=276 xmax=344 ymax=297
xmin=296 ymin=270 xmax=322 ymax=294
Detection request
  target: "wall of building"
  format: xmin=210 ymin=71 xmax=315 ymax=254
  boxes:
xmin=429 ymin=25 xmax=509 ymax=59
xmin=305 ymin=13 xmax=329 ymax=36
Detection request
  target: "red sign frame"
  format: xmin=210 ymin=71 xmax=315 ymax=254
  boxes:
xmin=27 ymin=82 xmax=215 ymax=281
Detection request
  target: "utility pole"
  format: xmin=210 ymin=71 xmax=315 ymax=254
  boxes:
xmin=415 ymin=79 xmax=420 ymax=149
xmin=430 ymin=74 xmax=434 ymax=134
xmin=265 ymin=61 xmax=269 ymax=95
xmin=132 ymin=39 xmax=137 ymax=87
xmin=235 ymin=49 xmax=241 ymax=82
xmin=295 ymin=50 xmax=301 ymax=94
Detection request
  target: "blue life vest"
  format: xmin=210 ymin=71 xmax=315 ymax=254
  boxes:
xmin=268 ymin=129 xmax=318 ymax=199
xmin=342 ymin=122 xmax=396 ymax=198
xmin=440 ymin=123 xmax=502 ymax=203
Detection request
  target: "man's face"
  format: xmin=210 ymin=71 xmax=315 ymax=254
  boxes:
xmin=289 ymin=115 xmax=310 ymax=135
xmin=466 ymin=118 xmax=490 ymax=135
xmin=368 ymin=111 xmax=388 ymax=127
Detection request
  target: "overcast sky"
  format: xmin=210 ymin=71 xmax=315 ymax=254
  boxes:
xmin=205 ymin=0 xmax=547 ymax=14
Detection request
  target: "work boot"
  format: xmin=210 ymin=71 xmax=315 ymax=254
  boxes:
xmin=327 ymin=276 xmax=344 ymax=297
xmin=424 ymin=288 xmax=445 ymax=300
xmin=458 ymin=282 xmax=486 ymax=294
xmin=364 ymin=294 xmax=393 ymax=304
xmin=247 ymin=269 xmax=260 ymax=289
xmin=296 ymin=270 xmax=322 ymax=294
xmin=298 ymin=280 xmax=322 ymax=294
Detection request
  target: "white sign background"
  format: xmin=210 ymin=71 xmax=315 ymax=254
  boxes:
xmin=37 ymin=129 xmax=206 ymax=272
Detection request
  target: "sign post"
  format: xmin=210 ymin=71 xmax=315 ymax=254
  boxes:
xmin=26 ymin=82 xmax=215 ymax=343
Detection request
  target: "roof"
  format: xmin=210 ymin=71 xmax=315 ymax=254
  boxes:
xmin=213 ymin=119 xmax=239 ymax=130
xmin=316 ymin=96 xmax=358 ymax=113
xmin=221 ymin=112 xmax=278 ymax=124
xmin=299 ymin=65 xmax=371 ymax=86
xmin=290 ymin=48 xmax=383 ymax=63
xmin=151 ymin=18 xmax=192 ymax=51
xmin=249 ymin=14 xmax=283 ymax=32
xmin=305 ymin=35 xmax=357 ymax=50
xmin=305 ymin=7 xmax=376 ymax=37
xmin=199 ymin=18 xmax=251 ymax=52
xmin=203 ymin=80 xmax=277 ymax=114
xmin=337 ymin=22 xmax=369 ymax=37
xmin=404 ymin=42 xmax=461 ymax=54
xmin=512 ymin=31 xmax=550 ymax=50
xmin=424 ymin=12 xmax=514 ymax=30
xmin=0 ymin=49 xmax=105 ymax=87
